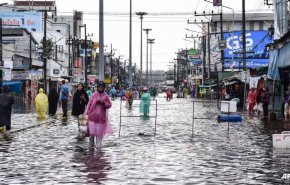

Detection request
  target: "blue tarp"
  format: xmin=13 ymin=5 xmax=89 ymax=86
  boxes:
xmin=267 ymin=42 xmax=290 ymax=80
xmin=1 ymin=81 xmax=23 ymax=93
xmin=217 ymin=114 xmax=243 ymax=122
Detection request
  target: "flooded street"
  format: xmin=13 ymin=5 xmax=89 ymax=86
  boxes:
xmin=0 ymin=93 xmax=290 ymax=184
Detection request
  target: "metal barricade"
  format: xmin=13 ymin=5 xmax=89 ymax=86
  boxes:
xmin=192 ymin=100 xmax=231 ymax=137
xmin=119 ymin=99 xmax=158 ymax=137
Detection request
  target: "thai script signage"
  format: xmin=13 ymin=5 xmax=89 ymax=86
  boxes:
xmin=0 ymin=11 xmax=42 ymax=31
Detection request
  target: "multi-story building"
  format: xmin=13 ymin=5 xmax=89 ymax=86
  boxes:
xmin=187 ymin=12 xmax=274 ymax=86
xmin=0 ymin=1 xmax=84 ymax=95
xmin=1 ymin=28 xmax=42 ymax=100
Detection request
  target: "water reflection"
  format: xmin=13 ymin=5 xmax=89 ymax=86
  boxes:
xmin=73 ymin=146 xmax=110 ymax=184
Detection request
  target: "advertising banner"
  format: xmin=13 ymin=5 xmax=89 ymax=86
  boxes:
xmin=0 ymin=11 xmax=42 ymax=31
xmin=223 ymin=31 xmax=273 ymax=69
xmin=74 ymin=57 xmax=83 ymax=68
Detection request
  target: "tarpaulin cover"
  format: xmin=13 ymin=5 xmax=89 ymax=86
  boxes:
xmin=1 ymin=81 xmax=23 ymax=94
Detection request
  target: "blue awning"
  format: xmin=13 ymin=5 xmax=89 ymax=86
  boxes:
xmin=267 ymin=42 xmax=290 ymax=80
xmin=1 ymin=81 xmax=23 ymax=93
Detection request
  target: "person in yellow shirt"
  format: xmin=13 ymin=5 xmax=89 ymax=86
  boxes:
xmin=35 ymin=88 xmax=48 ymax=119
xmin=126 ymin=88 xmax=134 ymax=109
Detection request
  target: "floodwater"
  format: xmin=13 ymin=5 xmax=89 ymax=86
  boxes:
xmin=0 ymin=93 xmax=290 ymax=184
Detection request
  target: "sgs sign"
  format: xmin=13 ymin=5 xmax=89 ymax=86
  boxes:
xmin=226 ymin=32 xmax=254 ymax=52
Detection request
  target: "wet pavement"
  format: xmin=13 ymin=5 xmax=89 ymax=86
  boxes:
xmin=1 ymin=93 xmax=290 ymax=184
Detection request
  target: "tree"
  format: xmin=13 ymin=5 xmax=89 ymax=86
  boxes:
xmin=40 ymin=38 xmax=54 ymax=59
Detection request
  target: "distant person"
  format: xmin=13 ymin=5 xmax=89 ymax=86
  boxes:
xmin=140 ymin=87 xmax=151 ymax=117
xmin=59 ymin=80 xmax=70 ymax=117
xmin=86 ymin=86 xmax=93 ymax=99
xmin=72 ymin=83 xmax=89 ymax=117
xmin=126 ymin=88 xmax=134 ymax=109
xmin=261 ymin=88 xmax=270 ymax=120
xmin=247 ymin=88 xmax=256 ymax=114
xmin=0 ymin=86 xmax=14 ymax=131
xmin=109 ymin=86 xmax=117 ymax=100
xmin=166 ymin=89 xmax=172 ymax=101
xmin=35 ymin=88 xmax=48 ymax=119
xmin=191 ymin=87 xmax=196 ymax=98
xmin=48 ymin=88 xmax=59 ymax=116
xmin=85 ymin=81 xmax=112 ymax=149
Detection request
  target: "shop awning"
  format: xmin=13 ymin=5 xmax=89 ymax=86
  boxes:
xmin=1 ymin=81 xmax=23 ymax=94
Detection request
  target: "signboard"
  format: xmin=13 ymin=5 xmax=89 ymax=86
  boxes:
xmin=0 ymin=11 xmax=42 ymax=31
xmin=189 ymin=58 xmax=202 ymax=65
xmin=104 ymin=78 xmax=112 ymax=84
xmin=29 ymin=69 xmax=43 ymax=80
xmin=12 ymin=71 xmax=29 ymax=80
xmin=73 ymin=68 xmax=83 ymax=76
xmin=2 ymin=68 xmax=12 ymax=81
xmin=223 ymin=31 xmax=273 ymax=69
xmin=74 ymin=57 xmax=82 ymax=68
xmin=80 ymin=49 xmax=92 ymax=57
xmin=188 ymin=48 xmax=197 ymax=55
xmin=53 ymin=69 xmax=60 ymax=74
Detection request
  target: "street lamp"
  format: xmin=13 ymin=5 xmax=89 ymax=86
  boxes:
xmin=136 ymin=12 xmax=148 ymax=87
xmin=143 ymin=28 xmax=152 ymax=86
xmin=148 ymin=39 xmax=155 ymax=84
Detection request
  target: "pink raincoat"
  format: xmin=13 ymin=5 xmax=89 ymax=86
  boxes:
xmin=85 ymin=91 xmax=112 ymax=137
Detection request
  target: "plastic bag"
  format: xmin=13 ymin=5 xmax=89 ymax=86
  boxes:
xmin=125 ymin=100 xmax=129 ymax=109
xmin=253 ymin=104 xmax=258 ymax=111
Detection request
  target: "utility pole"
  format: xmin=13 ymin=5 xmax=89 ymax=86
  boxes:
xmin=29 ymin=32 xmax=32 ymax=69
xmin=84 ymin=24 xmax=87 ymax=87
xmin=110 ymin=43 xmax=113 ymax=86
xmin=207 ymin=22 xmax=211 ymax=83
xmin=202 ymin=36 xmax=206 ymax=85
xmin=128 ymin=0 xmax=133 ymax=88
xmin=0 ymin=18 xmax=2 ymax=67
xmin=174 ymin=63 xmax=176 ymax=82
xmin=99 ymin=0 xmax=105 ymax=81
xmin=43 ymin=10 xmax=47 ymax=93
xmin=242 ymin=0 xmax=247 ymax=114
xmin=148 ymin=39 xmax=155 ymax=84
xmin=68 ymin=35 xmax=72 ymax=76
xmin=136 ymin=12 xmax=148 ymax=87
xmin=193 ymin=11 xmax=224 ymax=71
xmin=55 ymin=44 xmax=57 ymax=63
xmin=143 ymin=28 xmax=152 ymax=86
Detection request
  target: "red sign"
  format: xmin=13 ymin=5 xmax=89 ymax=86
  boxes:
xmin=74 ymin=57 xmax=82 ymax=68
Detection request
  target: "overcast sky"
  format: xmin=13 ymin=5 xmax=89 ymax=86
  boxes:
xmin=3 ymin=0 xmax=271 ymax=71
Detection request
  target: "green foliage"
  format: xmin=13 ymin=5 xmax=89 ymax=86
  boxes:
xmin=40 ymin=38 xmax=54 ymax=59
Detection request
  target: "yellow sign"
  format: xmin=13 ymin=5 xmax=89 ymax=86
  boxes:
xmin=104 ymin=78 xmax=112 ymax=84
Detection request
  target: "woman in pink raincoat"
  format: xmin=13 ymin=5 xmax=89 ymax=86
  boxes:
xmin=85 ymin=81 xmax=112 ymax=148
